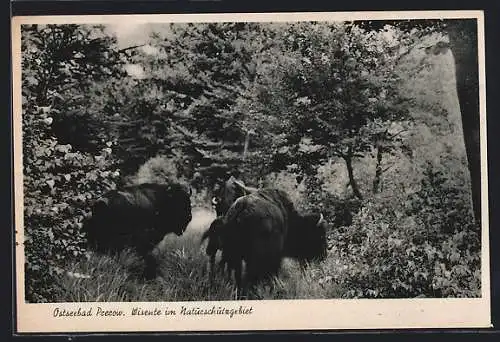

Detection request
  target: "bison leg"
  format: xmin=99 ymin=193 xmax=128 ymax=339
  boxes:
xmin=230 ymin=258 xmax=250 ymax=300
xmin=143 ymin=252 xmax=159 ymax=280
xmin=208 ymin=252 xmax=228 ymax=283
xmin=240 ymin=262 xmax=260 ymax=300
xmin=217 ymin=258 xmax=225 ymax=274
xmin=135 ymin=242 xmax=160 ymax=280
xmin=234 ymin=262 xmax=244 ymax=299
xmin=208 ymin=253 xmax=216 ymax=283
xmin=218 ymin=251 xmax=230 ymax=275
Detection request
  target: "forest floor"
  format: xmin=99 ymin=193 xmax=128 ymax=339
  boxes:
xmin=56 ymin=207 xmax=344 ymax=302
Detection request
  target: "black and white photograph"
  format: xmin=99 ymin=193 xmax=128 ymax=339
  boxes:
xmin=12 ymin=11 xmax=491 ymax=332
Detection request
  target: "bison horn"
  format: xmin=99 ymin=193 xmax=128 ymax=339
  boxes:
xmin=212 ymin=197 xmax=219 ymax=205
xmin=316 ymin=213 xmax=324 ymax=226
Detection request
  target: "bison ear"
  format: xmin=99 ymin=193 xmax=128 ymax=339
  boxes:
xmin=316 ymin=213 xmax=324 ymax=226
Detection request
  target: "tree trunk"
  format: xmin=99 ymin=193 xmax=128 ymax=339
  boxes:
xmin=373 ymin=146 xmax=383 ymax=194
xmin=243 ymin=130 xmax=250 ymax=160
xmin=447 ymin=20 xmax=481 ymax=224
xmin=343 ymin=150 xmax=363 ymax=200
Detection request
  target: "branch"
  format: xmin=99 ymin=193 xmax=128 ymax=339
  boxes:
xmin=382 ymin=165 xmax=394 ymax=173
xmin=118 ymin=44 xmax=147 ymax=54
xmin=388 ymin=129 xmax=407 ymax=139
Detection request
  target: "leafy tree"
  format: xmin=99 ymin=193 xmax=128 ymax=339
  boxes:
xmin=247 ymin=22 xmax=412 ymax=200
xmin=22 ymin=24 xmax=126 ymax=152
xmin=354 ymin=19 xmax=481 ymax=223
xmin=22 ymin=24 xmax=123 ymax=302
xmin=109 ymin=23 xmax=281 ymax=186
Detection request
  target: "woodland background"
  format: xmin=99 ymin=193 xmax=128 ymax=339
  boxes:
xmin=20 ymin=20 xmax=481 ymax=302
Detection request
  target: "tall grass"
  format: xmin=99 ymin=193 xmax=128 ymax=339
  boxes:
xmin=54 ymin=208 xmax=343 ymax=302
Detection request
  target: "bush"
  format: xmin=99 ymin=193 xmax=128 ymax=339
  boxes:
xmin=130 ymin=155 xmax=182 ymax=185
xmin=129 ymin=155 xmax=213 ymax=209
xmin=21 ymin=24 xmax=126 ymax=302
xmin=267 ymin=169 xmax=361 ymax=227
xmin=264 ymin=171 xmax=306 ymax=206
xmin=332 ymin=163 xmax=480 ymax=298
xmin=23 ymin=105 xmax=121 ymax=303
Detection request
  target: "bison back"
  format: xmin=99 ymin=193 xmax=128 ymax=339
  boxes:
xmin=223 ymin=193 xmax=289 ymax=280
xmin=84 ymin=182 xmax=192 ymax=253
xmin=84 ymin=190 xmax=156 ymax=252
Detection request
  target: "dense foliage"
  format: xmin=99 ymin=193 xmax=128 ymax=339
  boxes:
xmin=20 ymin=21 xmax=480 ymax=302
xmin=331 ymin=164 xmax=480 ymax=298
xmin=21 ymin=24 xmax=123 ymax=302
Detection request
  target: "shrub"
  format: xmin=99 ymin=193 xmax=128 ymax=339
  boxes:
xmin=21 ymin=24 xmax=126 ymax=302
xmin=264 ymin=171 xmax=306 ymax=207
xmin=23 ymin=105 xmax=120 ymax=303
xmin=333 ymin=163 xmax=480 ymax=298
xmin=129 ymin=155 xmax=212 ymax=209
xmin=130 ymin=155 xmax=182 ymax=185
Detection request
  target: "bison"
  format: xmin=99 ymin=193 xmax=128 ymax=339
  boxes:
xmin=202 ymin=175 xmax=259 ymax=280
xmin=208 ymin=188 xmax=328 ymax=298
xmin=83 ymin=182 xmax=193 ymax=279
xmin=204 ymin=175 xmax=257 ymax=278
xmin=211 ymin=176 xmax=258 ymax=217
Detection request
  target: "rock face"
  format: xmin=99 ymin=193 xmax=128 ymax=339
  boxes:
xmin=308 ymin=32 xmax=475 ymax=222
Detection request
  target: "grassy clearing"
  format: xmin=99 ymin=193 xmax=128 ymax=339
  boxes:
xmin=54 ymin=208 xmax=345 ymax=302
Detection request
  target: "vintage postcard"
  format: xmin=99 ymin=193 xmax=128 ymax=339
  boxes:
xmin=11 ymin=10 xmax=491 ymax=333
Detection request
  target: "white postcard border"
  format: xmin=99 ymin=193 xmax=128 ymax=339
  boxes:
xmin=11 ymin=10 xmax=491 ymax=333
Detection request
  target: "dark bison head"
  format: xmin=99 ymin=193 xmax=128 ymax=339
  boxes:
xmin=211 ymin=176 xmax=246 ymax=216
xmin=159 ymin=183 xmax=193 ymax=236
xmin=287 ymin=213 xmax=328 ymax=262
xmin=211 ymin=176 xmax=258 ymax=217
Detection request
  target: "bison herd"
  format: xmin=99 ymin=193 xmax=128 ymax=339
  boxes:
xmin=83 ymin=175 xmax=329 ymax=298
